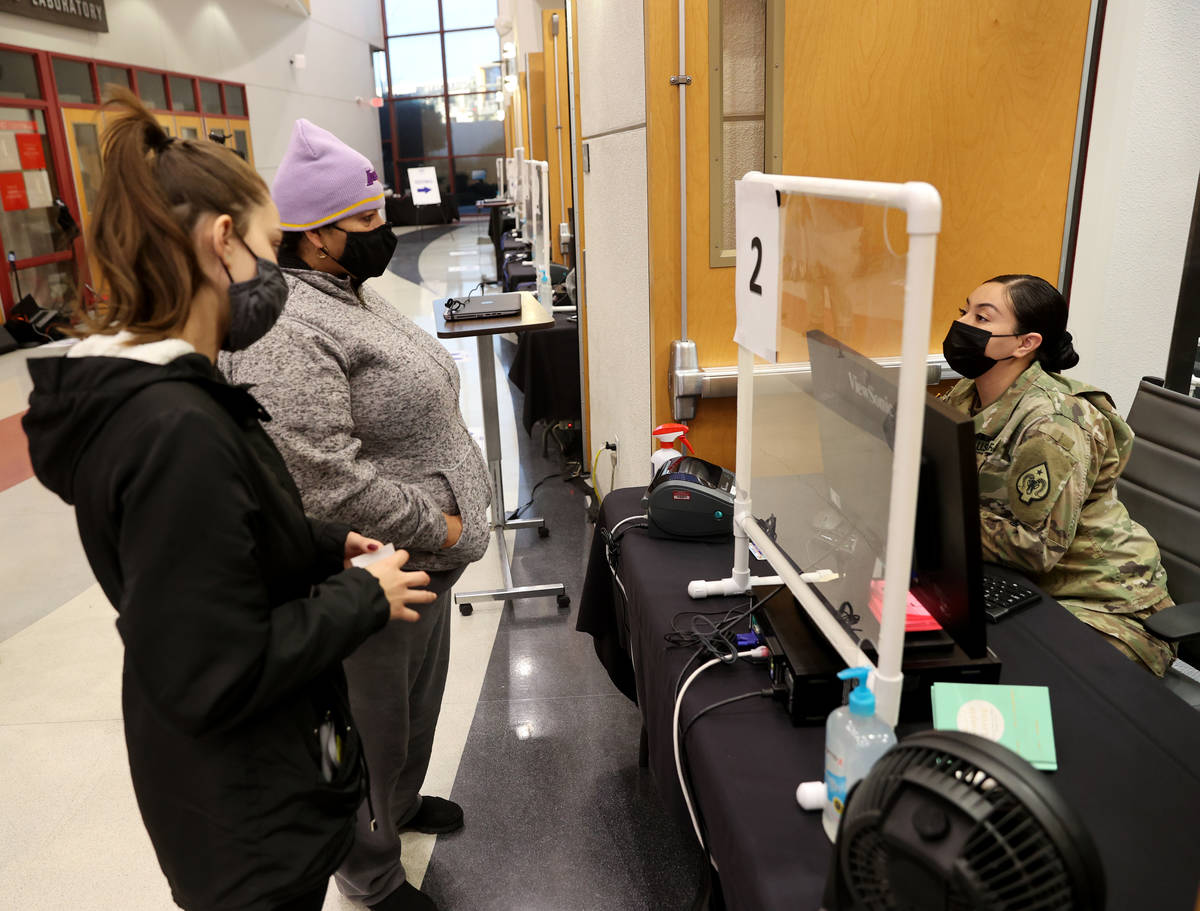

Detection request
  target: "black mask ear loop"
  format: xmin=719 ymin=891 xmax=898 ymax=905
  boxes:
xmin=219 ymin=231 xmax=259 ymax=285
xmin=314 ymin=225 xmax=349 ymax=271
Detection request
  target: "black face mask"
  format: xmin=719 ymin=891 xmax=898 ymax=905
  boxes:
xmin=942 ymin=320 xmax=1021 ymax=379
xmin=321 ymin=222 xmax=397 ymax=281
xmin=220 ymin=237 xmax=288 ymax=352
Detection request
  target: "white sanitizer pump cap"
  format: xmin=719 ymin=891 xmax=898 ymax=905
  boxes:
xmin=838 ymin=667 xmax=875 ymax=717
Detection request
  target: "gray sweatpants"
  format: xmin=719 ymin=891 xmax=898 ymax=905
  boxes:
xmin=333 ymin=575 xmax=457 ymax=906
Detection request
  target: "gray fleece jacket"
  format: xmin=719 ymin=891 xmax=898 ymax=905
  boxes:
xmin=220 ymin=268 xmax=491 ymax=574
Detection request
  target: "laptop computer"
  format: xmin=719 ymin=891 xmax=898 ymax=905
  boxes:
xmin=442 ymin=291 xmax=523 ymax=321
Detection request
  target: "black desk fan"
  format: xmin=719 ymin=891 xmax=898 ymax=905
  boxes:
xmin=824 ymin=730 xmax=1105 ymax=910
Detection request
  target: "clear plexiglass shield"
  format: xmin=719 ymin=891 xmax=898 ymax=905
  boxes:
xmin=750 ymin=193 xmax=911 ymax=657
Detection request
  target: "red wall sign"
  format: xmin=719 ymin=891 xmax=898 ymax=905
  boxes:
xmin=15 ymin=134 xmax=46 ymax=171
xmin=0 ymin=173 xmax=30 ymax=211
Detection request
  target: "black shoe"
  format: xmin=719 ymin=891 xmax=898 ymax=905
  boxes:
xmin=368 ymin=881 xmax=439 ymax=911
xmin=398 ymin=795 xmax=464 ymax=834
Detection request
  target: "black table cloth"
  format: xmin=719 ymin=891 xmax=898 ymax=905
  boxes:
xmin=507 ymin=313 xmax=581 ymax=434
xmin=578 ymin=487 xmax=1200 ymax=911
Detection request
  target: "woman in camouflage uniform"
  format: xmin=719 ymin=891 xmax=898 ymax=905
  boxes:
xmin=941 ymin=274 xmax=1176 ymax=676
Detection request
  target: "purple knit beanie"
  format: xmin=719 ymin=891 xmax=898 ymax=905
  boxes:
xmin=273 ymin=119 xmax=384 ymax=231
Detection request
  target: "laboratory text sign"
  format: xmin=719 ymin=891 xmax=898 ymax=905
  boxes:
xmin=0 ymin=0 xmax=109 ymax=32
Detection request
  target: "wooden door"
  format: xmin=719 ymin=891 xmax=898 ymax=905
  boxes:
xmin=226 ymin=117 xmax=255 ymax=167
xmin=541 ymin=8 xmax=571 ymax=265
xmin=644 ymin=0 xmax=1093 ymax=469
xmin=172 ymin=113 xmax=205 ymax=142
xmin=60 ymin=106 xmax=104 ymax=231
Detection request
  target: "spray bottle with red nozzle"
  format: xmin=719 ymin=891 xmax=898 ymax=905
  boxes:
xmin=651 ymin=422 xmax=694 ymax=480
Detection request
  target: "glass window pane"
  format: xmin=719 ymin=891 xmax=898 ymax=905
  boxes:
xmin=225 ymin=85 xmax=246 ymax=117
xmin=720 ymin=119 xmax=764 ymax=249
xmin=9 ymin=260 xmax=78 ymax=316
xmin=0 ymin=112 xmax=71 ymax=266
xmin=381 ymin=154 xmax=394 ymax=191
xmin=378 ymin=102 xmax=392 ymax=140
xmin=136 ymin=71 xmax=168 ymax=110
xmin=72 ymin=120 xmax=103 ymax=215
xmin=443 ymin=29 xmax=500 ymax=94
xmin=232 ymin=127 xmax=250 ymax=162
xmin=372 ymin=50 xmax=388 ymax=99
xmin=199 ymin=81 xmax=222 ymax=114
xmin=722 ymin=0 xmax=766 ymax=116
xmin=388 ymin=34 xmax=445 ymax=97
xmin=169 ymin=76 xmax=196 ymax=111
xmin=443 ymin=0 xmax=497 ymax=31
xmin=52 ymin=58 xmax=95 ymax=104
xmin=0 ymin=50 xmax=42 ymax=100
xmin=97 ymin=65 xmax=131 ymax=96
xmin=393 ymin=98 xmax=447 ymax=159
xmin=385 ymin=0 xmax=439 ymax=35
xmin=451 ymin=155 xmax=499 ymax=199
xmin=449 ymin=93 xmax=504 ymax=158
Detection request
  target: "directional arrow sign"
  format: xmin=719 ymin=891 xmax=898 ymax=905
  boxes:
xmin=407 ymin=167 xmax=441 ymax=206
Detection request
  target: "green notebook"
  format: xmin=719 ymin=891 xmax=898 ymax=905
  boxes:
xmin=930 ymin=683 xmax=1058 ymax=771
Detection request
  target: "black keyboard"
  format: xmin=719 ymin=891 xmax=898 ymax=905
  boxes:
xmin=981 ymin=571 xmax=1041 ymax=623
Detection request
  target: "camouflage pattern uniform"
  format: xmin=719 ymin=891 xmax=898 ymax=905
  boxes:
xmin=943 ymin=363 xmax=1176 ymax=676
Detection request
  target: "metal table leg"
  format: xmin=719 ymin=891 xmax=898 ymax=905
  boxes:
xmin=454 ymin=333 xmax=568 ymax=615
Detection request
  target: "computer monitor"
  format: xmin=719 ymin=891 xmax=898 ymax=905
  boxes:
xmin=807 ymin=330 xmax=987 ymax=659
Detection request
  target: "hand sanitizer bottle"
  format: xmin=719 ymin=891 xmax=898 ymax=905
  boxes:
xmin=822 ymin=667 xmax=897 ymax=842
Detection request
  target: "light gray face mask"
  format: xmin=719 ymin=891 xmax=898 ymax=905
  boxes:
xmin=220 ymin=238 xmax=288 ymax=352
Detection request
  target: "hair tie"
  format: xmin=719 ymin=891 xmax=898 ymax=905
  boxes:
xmin=148 ymin=129 xmax=175 ymax=154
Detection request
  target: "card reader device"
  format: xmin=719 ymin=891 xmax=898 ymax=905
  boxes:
xmin=642 ymin=455 xmax=736 ymax=540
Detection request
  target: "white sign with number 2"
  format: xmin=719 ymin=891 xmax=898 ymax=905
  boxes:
xmin=733 ymin=177 xmax=781 ymax=363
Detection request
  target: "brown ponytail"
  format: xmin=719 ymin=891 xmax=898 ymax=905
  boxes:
xmin=81 ymin=88 xmax=269 ymax=338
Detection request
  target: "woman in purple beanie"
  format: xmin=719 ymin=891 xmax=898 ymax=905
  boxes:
xmin=221 ymin=119 xmax=492 ymax=911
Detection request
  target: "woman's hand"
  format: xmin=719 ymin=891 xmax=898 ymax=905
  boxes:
xmin=442 ymin=513 xmax=463 ymax=548
xmin=364 ymin=549 xmax=437 ymax=621
xmin=343 ymin=531 xmax=384 ymax=569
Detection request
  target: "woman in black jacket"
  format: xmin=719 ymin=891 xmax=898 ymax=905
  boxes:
xmin=21 ymin=90 xmax=436 ymax=911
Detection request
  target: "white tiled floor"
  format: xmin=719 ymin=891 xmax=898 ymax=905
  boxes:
xmin=0 ymin=224 xmax=516 ymax=909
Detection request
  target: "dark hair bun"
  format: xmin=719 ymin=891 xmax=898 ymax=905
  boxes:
xmin=1047 ymin=329 xmax=1079 ymax=372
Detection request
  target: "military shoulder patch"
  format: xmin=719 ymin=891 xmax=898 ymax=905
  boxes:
xmin=1016 ymin=461 xmax=1050 ymax=504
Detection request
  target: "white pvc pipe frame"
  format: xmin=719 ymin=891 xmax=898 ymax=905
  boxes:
xmin=733 ymin=172 xmax=941 ymax=728
xmin=531 ymin=159 xmax=554 ymax=311
xmin=512 ymin=157 xmax=562 ymax=314
xmin=511 ymin=147 xmax=526 ymax=240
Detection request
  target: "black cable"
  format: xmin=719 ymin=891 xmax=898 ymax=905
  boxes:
xmin=677 ymin=683 xmax=773 ymax=873
xmin=681 ymin=690 xmax=771 ymax=743
xmin=664 ymin=584 xmax=784 ymax=670
xmin=836 ymin=600 xmax=862 ymax=636
xmin=443 ymin=281 xmax=487 ymax=314
xmin=506 ymin=471 xmax=560 ymax=521
xmin=667 ymin=585 xmax=783 ymax=706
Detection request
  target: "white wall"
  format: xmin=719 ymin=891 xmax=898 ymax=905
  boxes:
xmin=1068 ymin=0 xmax=1200 ymax=413
xmin=0 ymin=0 xmax=384 ymax=187
xmin=498 ymin=0 xmax=558 ymax=57
xmin=576 ymin=0 xmax=651 ymax=490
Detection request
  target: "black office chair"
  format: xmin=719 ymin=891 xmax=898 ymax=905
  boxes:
xmin=1118 ymin=377 xmax=1200 ymax=670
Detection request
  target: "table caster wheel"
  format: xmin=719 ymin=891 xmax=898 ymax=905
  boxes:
xmin=538 ymin=526 xmax=550 ymax=539
xmin=556 ymin=593 xmax=570 ymax=610
xmin=459 ymin=603 xmax=474 ymax=616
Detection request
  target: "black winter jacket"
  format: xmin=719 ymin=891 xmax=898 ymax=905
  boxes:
xmin=22 ymin=351 xmax=390 ymax=911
